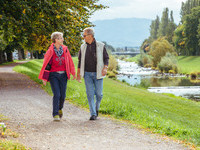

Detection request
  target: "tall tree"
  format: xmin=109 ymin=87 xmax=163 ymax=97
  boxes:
xmin=184 ymin=6 xmax=200 ymax=55
xmin=180 ymin=0 xmax=200 ymax=22
xmin=166 ymin=11 xmax=177 ymax=43
xmin=149 ymin=16 xmax=160 ymax=42
xmin=158 ymin=8 xmax=169 ymax=37
xmin=173 ymin=24 xmax=187 ymax=55
xmin=198 ymin=19 xmax=200 ymax=46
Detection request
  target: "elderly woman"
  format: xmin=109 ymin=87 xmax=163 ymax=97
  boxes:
xmin=39 ymin=32 xmax=76 ymax=121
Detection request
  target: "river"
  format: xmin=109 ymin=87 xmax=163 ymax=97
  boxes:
xmin=117 ymin=60 xmax=200 ymax=101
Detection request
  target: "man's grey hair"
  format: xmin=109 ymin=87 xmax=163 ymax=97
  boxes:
xmin=83 ymin=28 xmax=95 ymax=37
xmin=51 ymin=32 xmax=63 ymax=43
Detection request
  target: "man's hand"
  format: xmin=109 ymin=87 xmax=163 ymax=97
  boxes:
xmin=42 ymin=80 xmax=47 ymax=86
xmin=76 ymin=68 xmax=82 ymax=83
xmin=77 ymin=75 xmax=82 ymax=83
xmin=102 ymin=66 xmax=108 ymax=76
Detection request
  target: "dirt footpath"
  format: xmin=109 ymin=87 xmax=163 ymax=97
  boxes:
xmin=0 ymin=62 xmax=189 ymax=150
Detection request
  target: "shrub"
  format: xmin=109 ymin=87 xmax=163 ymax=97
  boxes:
xmin=138 ymin=52 xmax=153 ymax=67
xmin=144 ymin=64 xmax=152 ymax=68
xmin=158 ymin=52 xmax=178 ymax=73
xmin=197 ymin=72 xmax=200 ymax=79
xmin=149 ymin=37 xmax=177 ymax=67
xmin=108 ymin=55 xmax=118 ymax=72
xmin=119 ymin=55 xmax=126 ymax=60
xmin=112 ymin=69 xmax=118 ymax=74
xmin=190 ymin=72 xmax=197 ymax=80
xmin=107 ymin=71 xmax=116 ymax=79
xmin=169 ymin=70 xmax=175 ymax=74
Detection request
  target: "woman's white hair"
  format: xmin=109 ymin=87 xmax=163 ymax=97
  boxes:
xmin=83 ymin=27 xmax=95 ymax=37
xmin=51 ymin=32 xmax=63 ymax=43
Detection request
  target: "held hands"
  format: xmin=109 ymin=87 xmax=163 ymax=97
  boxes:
xmin=76 ymin=68 xmax=82 ymax=83
xmin=76 ymin=74 xmax=82 ymax=83
xmin=72 ymin=75 xmax=76 ymax=80
xmin=42 ymin=80 xmax=47 ymax=86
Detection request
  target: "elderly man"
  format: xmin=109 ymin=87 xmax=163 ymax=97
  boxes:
xmin=77 ymin=28 xmax=109 ymax=120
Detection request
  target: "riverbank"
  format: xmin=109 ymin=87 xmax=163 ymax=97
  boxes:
xmin=13 ymin=58 xmax=200 ymax=149
xmin=125 ymin=55 xmax=200 ymax=74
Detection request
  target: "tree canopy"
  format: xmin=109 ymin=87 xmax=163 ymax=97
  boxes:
xmin=0 ymin=0 xmax=106 ymax=62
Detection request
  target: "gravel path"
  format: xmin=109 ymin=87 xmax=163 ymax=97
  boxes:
xmin=0 ymin=62 xmax=189 ymax=150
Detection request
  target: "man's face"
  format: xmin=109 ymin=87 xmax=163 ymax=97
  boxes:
xmin=83 ymin=31 xmax=92 ymax=43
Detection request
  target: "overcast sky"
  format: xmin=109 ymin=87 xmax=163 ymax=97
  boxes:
xmin=90 ymin=0 xmax=187 ymax=24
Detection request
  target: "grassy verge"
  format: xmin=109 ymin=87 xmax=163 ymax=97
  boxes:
xmin=178 ymin=56 xmax=200 ymax=74
xmin=13 ymin=58 xmax=200 ymax=149
xmin=0 ymin=61 xmax=16 ymax=66
xmin=0 ymin=114 xmax=29 ymax=150
xmin=0 ymin=140 xmax=28 ymax=150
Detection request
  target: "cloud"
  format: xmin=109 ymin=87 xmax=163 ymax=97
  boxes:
xmin=91 ymin=0 xmax=187 ymax=23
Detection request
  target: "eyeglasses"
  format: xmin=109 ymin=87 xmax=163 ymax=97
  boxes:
xmin=82 ymin=34 xmax=90 ymax=38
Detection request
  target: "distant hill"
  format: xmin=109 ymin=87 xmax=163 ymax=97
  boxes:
xmin=92 ymin=18 xmax=152 ymax=48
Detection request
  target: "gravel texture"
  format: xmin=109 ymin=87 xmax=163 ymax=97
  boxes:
xmin=0 ymin=62 xmax=189 ymax=150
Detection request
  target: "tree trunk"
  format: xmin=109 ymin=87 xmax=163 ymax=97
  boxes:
xmin=0 ymin=51 xmax=6 ymax=64
xmin=30 ymin=51 xmax=33 ymax=59
xmin=6 ymin=51 xmax=13 ymax=62
xmin=18 ymin=48 xmax=25 ymax=60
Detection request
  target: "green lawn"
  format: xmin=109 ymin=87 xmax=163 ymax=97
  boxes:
xmin=178 ymin=56 xmax=200 ymax=74
xmin=13 ymin=58 xmax=200 ymax=148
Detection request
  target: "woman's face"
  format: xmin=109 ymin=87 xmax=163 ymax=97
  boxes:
xmin=55 ymin=36 xmax=64 ymax=45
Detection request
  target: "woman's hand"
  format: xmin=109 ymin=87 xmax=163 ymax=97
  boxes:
xmin=72 ymin=75 xmax=76 ymax=80
xmin=42 ymin=80 xmax=47 ymax=86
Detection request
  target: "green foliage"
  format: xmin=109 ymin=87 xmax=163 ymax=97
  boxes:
xmin=149 ymin=16 xmax=160 ymax=42
xmin=107 ymin=71 xmax=116 ymax=79
xmin=178 ymin=0 xmax=200 ymax=56
xmin=149 ymin=37 xmax=176 ymax=67
xmin=108 ymin=55 xmax=118 ymax=72
xmin=173 ymin=24 xmax=186 ymax=55
xmin=166 ymin=11 xmax=177 ymax=43
xmin=180 ymin=0 xmax=200 ymax=22
xmin=0 ymin=0 xmax=106 ymax=56
xmin=125 ymin=54 xmax=140 ymax=63
xmin=107 ymin=55 xmax=118 ymax=79
xmin=140 ymin=39 xmax=150 ymax=53
xmin=184 ymin=6 xmax=200 ymax=55
xmin=158 ymin=52 xmax=178 ymax=73
xmin=146 ymin=8 xmax=176 ymax=56
xmin=138 ymin=52 xmax=152 ymax=67
xmin=158 ymin=8 xmax=169 ymax=37
xmin=0 ymin=140 xmax=29 ymax=150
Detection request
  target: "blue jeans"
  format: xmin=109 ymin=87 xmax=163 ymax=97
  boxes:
xmin=84 ymin=72 xmax=103 ymax=116
xmin=49 ymin=72 xmax=68 ymax=117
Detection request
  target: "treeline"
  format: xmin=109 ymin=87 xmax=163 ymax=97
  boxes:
xmin=0 ymin=0 xmax=105 ymax=64
xmin=142 ymin=0 xmax=200 ymax=56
